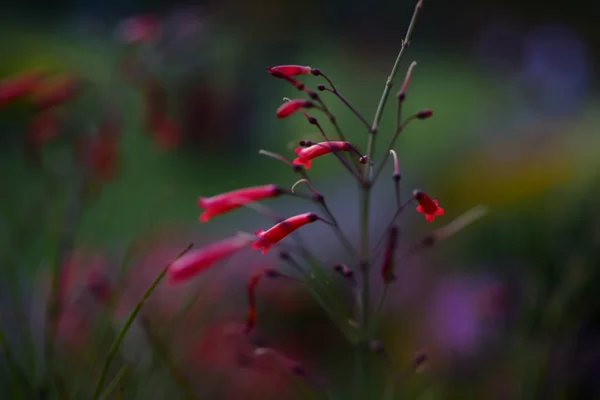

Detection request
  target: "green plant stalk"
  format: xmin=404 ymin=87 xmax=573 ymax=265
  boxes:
xmin=140 ymin=317 xmax=198 ymax=400
xmin=364 ymin=0 xmax=423 ymax=180
xmin=44 ymin=178 xmax=85 ymax=399
xmin=355 ymin=186 xmax=371 ymax=399
xmin=356 ymin=3 xmax=424 ymax=397
xmin=98 ymin=363 xmax=131 ymax=400
xmin=92 ymin=243 xmax=193 ymax=400
xmin=0 ymin=325 xmax=25 ymax=399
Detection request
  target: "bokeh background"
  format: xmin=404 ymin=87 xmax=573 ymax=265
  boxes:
xmin=1 ymin=0 xmax=599 ymax=398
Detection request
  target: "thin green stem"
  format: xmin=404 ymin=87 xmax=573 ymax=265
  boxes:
xmin=98 ymin=363 xmax=131 ymax=400
xmin=372 ymin=115 xmax=418 ymax=183
xmin=45 ymin=176 xmax=85 ymax=394
xmin=0 ymin=326 xmax=25 ymax=399
xmin=364 ymin=0 xmax=423 ymax=184
xmin=311 ymin=119 xmax=363 ymax=183
xmin=288 ymin=171 xmax=359 ymax=259
xmin=370 ymin=285 xmax=390 ymax=336
xmin=139 ymin=317 xmax=198 ymax=400
xmin=355 ymin=185 xmax=371 ymax=399
xmin=92 ymin=243 xmax=194 ymax=400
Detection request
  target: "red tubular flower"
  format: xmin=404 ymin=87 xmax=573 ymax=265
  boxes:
xmin=31 ymin=74 xmax=78 ymax=110
xmin=267 ymin=65 xmax=312 ymax=77
xmin=276 ymin=99 xmax=314 ymax=118
xmin=413 ymin=189 xmax=444 ymax=222
xmin=168 ymin=235 xmax=253 ymax=283
xmin=198 ymin=184 xmax=282 ymax=222
xmin=245 ymin=271 xmax=263 ymax=334
xmin=244 ymin=269 xmax=282 ymax=334
xmin=252 ymin=213 xmax=318 ymax=254
xmin=0 ymin=71 xmax=44 ymax=108
xmin=293 ymin=141 xmax=353 ymax=169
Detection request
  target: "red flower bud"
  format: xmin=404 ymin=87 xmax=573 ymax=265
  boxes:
xmin=293 ymin=141 xmax=353 ymax=169
xmin=416 ymin=109 xmax=433 ymax=119
xmin=198 ymin=184 xmax=282 ymax=222
xmin=276 ymin=99 xmax=314 ymax=118
xmin=267 ymin=65 xmax=312 ymax=77
xmin=0 ymin=71 xmax=45 ymax=108
xmin=168 ymin=235 xmax=253 ymax=283
xmin=31 ymin=74 xmax=78 ymax=110
xmin=252 ymin=213 xmax=318 ymax=254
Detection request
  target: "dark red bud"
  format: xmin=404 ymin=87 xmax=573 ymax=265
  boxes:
xmin=310 ymin=68 xmax=321 ymax=76
xmin=264 ymin=269 xmax=281 ymax=278
xmin=416 ymin=109 xmax=433 ymax=119
xmin=307 ymin=116 xmax=318 ymax=125
xmin=306 ymin=90 xmax=319 ymax=100
xmin=316 ymin=84 xmax=326 ymax=91
xmin=359 ymin=156 xmax=368 ymax=164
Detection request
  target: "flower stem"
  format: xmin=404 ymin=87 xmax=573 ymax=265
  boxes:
xmin=0 ymin=326 xmax=26 ymax=399
xmin=356 ymin=185 xmax=371 ymax=399
xmin=92 ymin=243 xmax=194 ymax=400
xmin=364 ymin=0 xmax=424 ymax=184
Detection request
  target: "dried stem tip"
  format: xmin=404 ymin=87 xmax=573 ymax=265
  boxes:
xmin=389 ymin=149 xmax=400 ymax=181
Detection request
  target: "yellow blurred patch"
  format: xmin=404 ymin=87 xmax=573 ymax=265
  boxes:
xmin=447 ymin=130 xmax=578 ymax=206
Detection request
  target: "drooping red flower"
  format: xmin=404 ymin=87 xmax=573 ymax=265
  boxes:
xmin=276 ymin=99 xmax=313 ymax=118
xmin=31 ymin=74 xmax=78 ymax=110
xmin=245 ymin=271 xmax=263 ymax=334
xmin=168 ymin=235 xmax=253 ymax=283
xmin=0 ymin=71 xmax=44 ymax=108
xmin=198 ymin=185 xmax=282 ymax=222
xmin=244 ymin=269 xmax=282 ymax=334
xmin=413 ymin=189 xmax=444 ymax=222
xmin=267 ymin=65 xmax=312 ymax=77
xmin=293 ymin=141 xmax=353 ymax=169
xmin=252 ymin=213 xmax=318 ymax=254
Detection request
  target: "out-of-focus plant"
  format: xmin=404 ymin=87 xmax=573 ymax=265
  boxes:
xmin=0 ymin=1 xmax=491 ymax=399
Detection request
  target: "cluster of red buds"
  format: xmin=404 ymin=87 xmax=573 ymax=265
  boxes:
xmin=162 ymin=2 xmax=488 ymax=394
xmin=0 ymin=70 xmax=123 ymax=187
